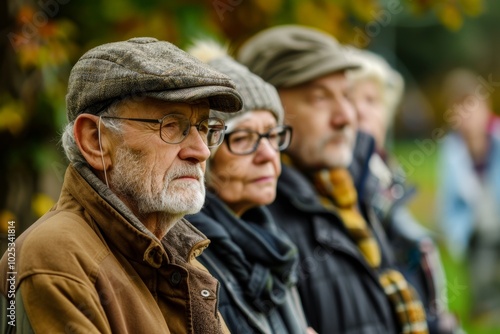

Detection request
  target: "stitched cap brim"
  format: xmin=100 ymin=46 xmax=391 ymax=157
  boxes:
xmin=141 ymin=86 xmax=242 ymax=112
xmin=82 ymin=86 xmax=242 ymax=117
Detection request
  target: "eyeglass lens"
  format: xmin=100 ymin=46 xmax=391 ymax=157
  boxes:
xmin=160 ymin=115 xmax=225 ymax=148
xmin=227 ymin=126 xmax=291 ymax=155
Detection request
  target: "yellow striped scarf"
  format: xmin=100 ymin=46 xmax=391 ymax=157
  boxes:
xmin=312 ymin=168 xmax=428 ymax=334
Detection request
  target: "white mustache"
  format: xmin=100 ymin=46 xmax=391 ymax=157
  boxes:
xmin=328 ymin=127 xmax=355 ymax=142
xmin=166 ymin=164 xmax=204 ymax=183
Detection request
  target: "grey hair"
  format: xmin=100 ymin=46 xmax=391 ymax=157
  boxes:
xmin=346 ymin=48 xmax=404 ymax=128
xmin=61 ymin=100 xmax=124 ymax=164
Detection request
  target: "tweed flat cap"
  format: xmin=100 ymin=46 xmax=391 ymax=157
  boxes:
xmin=188 ymin=41 xmax=284 ymax=126
xmin=66 ymin=37 xmax=243 ymax=122
xmin=237 ymin=25 xmax=359 ymax=88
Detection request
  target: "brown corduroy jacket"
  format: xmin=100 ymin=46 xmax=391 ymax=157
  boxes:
xmin=0 ymin=164 xmax=229 ymax=334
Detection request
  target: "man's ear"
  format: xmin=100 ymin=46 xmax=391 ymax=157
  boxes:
xmin=73 ymin=114 xmax=114 ymax=172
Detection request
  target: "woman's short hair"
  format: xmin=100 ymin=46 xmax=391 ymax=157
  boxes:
xmin=346 ymin=47 xmax=405 ymax=128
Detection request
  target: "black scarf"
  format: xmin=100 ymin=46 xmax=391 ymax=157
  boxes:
xmin=188 ymin=192 xmax=299 ymax=313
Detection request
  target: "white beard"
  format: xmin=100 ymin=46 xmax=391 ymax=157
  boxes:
xmin=110 ymin=145 xmax=205 ymax=219
xmin=311 ymin=126 xmax=356 ymax=168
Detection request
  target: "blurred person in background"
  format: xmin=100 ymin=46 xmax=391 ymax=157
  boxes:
xmin=347 ymin=47 xmax=461 ymax=334
xmin=186 ymin=41 xmax=313 ymax=334
xmin=238 ymin=25 xmax=428 ymax=334
xmin=0 ymin=37 xmax=243 ymax=333
xmin=437 ymin=67 xmax=500 ymax=326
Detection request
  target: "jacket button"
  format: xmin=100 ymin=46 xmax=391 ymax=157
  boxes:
xmin=170 ymin=271 xmax=182 ymax=285
xmin=201 ymin=289 xmax=210 ymax=297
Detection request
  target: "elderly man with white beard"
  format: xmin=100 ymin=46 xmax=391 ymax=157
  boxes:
xmin=0 ymin=37 xmax=242 ymax=334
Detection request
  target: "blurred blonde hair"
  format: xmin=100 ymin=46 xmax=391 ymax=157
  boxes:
xmin=346 ymin=47 xmax=405 ymax=128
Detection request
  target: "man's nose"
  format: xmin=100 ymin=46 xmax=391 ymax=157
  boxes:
xmin=178 ymin=126 xmax=211 ymax=162
xmin=330 ymin=98 xmax=356 ymax=129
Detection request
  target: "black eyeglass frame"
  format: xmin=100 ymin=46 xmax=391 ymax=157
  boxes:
xmin=100 ymin=114 xmax=227 ymax=148
xmin=224 ymin=125 xmax=293 ymax=155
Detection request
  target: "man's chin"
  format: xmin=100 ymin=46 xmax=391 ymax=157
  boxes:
xmin=184 ymin=202 xmax=204 ymax=215
xmin=167 ymin=187 xmax=205 ymax=213
xmin=323 ymin=146 xmax=353 ymax=168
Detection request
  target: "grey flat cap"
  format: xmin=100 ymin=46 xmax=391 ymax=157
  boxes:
xmin=66 ymin=37 xmax=243 ymax=122
xmin=237 ymin=25 xmax=359 ymax=88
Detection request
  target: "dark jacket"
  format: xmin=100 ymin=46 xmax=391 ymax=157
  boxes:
xmin=0 ymin=164 xmax=229 ymax=334
xmin=351 ymin=131 xmax=459 ymax=334
xmin=187 ymin=192 xmax=308 ymax=334
xmin=267 ymin=164 xmax=399 ymax=334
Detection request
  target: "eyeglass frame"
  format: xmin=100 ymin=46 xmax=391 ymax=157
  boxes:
xmin=100 ymin=114 xmax=227 ymax=148
xmin=224 ymin=125 xmax=293 ymax=155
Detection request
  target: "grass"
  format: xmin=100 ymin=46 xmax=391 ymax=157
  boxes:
xmin=393 ymin=139 xmax=500 ymax=334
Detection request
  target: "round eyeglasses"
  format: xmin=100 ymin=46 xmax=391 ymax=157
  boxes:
xmin=101 ymin=114 xmax=226 ymax=148
xmin=225 ymin=125 xmax=293 ymax=155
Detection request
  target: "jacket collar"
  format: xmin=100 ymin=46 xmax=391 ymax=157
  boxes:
xmin=349 ymin=130 xmax=376 ymax=199
xmin=60 ymin=164 xmax=208 ymax=267
xmin=277 ymin=165 xmax=337 ymax=216
xmin=278 ymin=165 xmax=318 ymax=203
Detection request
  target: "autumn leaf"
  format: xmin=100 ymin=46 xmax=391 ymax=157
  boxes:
xmin=436 ymin=3 xmax=463 ymax=31
xmin=32 ymin=193 xmax=55 ymax=219
xmin=350 ymin=0 xmax=381 ymax=23
xmin=254 ymin=0 xmax=282 ymax=15
xmin=460 ymin=0 xmax=483 ymax=16
xmin=0 ymin=210 xmax=16 ymax=235
xmin=0 ymin=97 xmax=26 ymax=135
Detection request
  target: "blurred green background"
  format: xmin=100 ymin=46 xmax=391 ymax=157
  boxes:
xmin=2 ymin=0 xmax=500 ymax=332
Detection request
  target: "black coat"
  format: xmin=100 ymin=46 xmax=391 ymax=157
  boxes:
xmin=187 ymin=192 xmax=308 ymax=334
xmin=267 ymin=164 xmax=399 ymax=334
